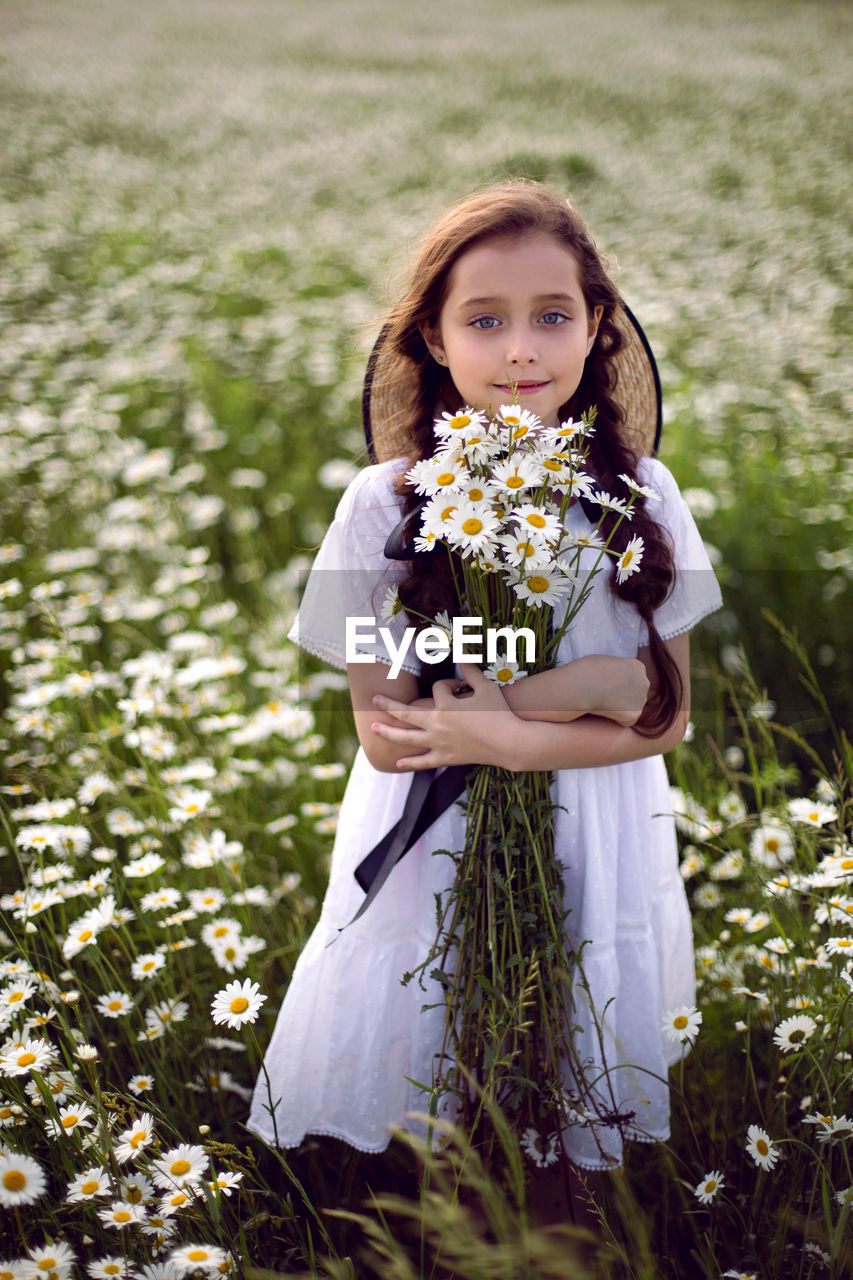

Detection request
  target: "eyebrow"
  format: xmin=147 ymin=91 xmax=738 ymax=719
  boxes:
xmin=456 ymin=292 xmax=581 ymax=308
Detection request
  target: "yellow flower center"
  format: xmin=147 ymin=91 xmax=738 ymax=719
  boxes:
xmin=188 ymin=1251 xmax=208 ymax=1263
xmin=673 ymin=1015 xmax=688 ymax=1030
xmin=525 ymin=513 xmax=546 ymax=528
xmin=3 ymin=1170 xmax=26 ymax=1191
xmin=130 ymin=1130 xmax=147 ymax=1147
xmin=37 ymin=1259 xmax=56 ymax=1272
xmin=81 ymin=1179 xmax=99 ymax=1195
xmin=62 ymin=1114 xmax=79 ymax=1128
xmin=78 ymin=930 xmax=93 ymax=942
xmin=841 ymin=859 xmax=853 ymax=870
xmin=213 ymin=926 xmax=229 ymax=937
xmin=108 ymin=999 xmax=122 ymax=1011
xmin=126 ymin=1184 xmax=143 ymax=1203
xmin=171 ymin=1158 xmax=191 ymax=1175
xmin=506 ymin=475 xmax=524 ymax=489
xmin=17 ymin=1052 xmax=36 ymax=1067
xmin=185 ymin=804 xmax=200 ymax=814
xmin=496 ymin=669 xmax=513 ymax=683
xmin=8 ymin=992 xmax=23 ymax=1003
xmin=766 ymin=837 xmax=779 ymax=852
xmin=230 ymin=996 xmax=249 ymax=1014
xmin=449 ymin=414 xmax=470 ymax=430
xmin=468 ymin=487 xmax=484 ymax=501
xmin=440 ymin=505 xmax=456 ymax=522
xmin=114 ymin=1210 xmax=132 ymax=1222
xmin=461 ymin=518 xmax=483 ymax=536
xmin=436 ymin=472 xmax=456 ymax=487
xmin=527 ymin=576 xmax=549 ymax=594
xmin=105 ymin=1268 xmax=121 ymax=1276
xmin=170 ymin=1191 xmax=188 ymax=1205
xmin=705 ymin=1179 xmax=717 ymax=1192
xmin=756 ymin=1138 xmax=768 ymax=1156
xmin=838 ymin=940 xmax=852 ymax=948
xmin=142 ymin=960 xmax=155 ymax=970
xmin=622 ymin=550 xmax=634 ymax=568
xmin=543 ymin=457 xmax=563 ymax=471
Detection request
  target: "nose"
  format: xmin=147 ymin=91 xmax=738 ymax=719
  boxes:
xmin=505 ymin=324 xmax=538 ymax=365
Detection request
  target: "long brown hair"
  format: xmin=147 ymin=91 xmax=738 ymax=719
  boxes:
xmin=377 ymin=181 xmax=681 ymax=735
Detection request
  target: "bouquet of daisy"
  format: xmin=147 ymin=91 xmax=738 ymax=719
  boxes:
xmin=398 ymin=400 xmax=649 ymax=1166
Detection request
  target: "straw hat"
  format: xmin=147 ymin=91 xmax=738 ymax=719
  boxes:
xmin=363 ymin=298 xmax=662 ymax=464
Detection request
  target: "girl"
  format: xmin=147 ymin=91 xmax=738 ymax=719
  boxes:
xmin=248 ymin=181 xmax=722 ymax=1207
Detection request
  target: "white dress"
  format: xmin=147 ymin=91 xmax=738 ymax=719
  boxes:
xmin=248 ymin=456 xmax=722 ymax=1170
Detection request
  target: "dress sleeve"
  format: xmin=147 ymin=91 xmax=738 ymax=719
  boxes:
xmin=636 ymin=457 xmax=723 ymax=643
xmin=286 ymin=460 xmax=423 ymax=676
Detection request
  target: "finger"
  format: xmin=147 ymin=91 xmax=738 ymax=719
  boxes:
xmin=458 ymin=662 xmax=487 ymax=684
xmin=396 ymin=751 xmax=440 ymax=771
xmin=371 ymin=694 xmax=422 ymax=724
xmin=371 ymin=721 xmax=424 ymax=743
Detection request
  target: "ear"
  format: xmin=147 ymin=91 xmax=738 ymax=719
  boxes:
xmin=586 ymin=305 xmax=604 ymax=356
xmin=419 ymin=323 xmax=447 ymax=366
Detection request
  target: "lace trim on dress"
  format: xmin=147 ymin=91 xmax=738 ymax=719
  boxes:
xmin=657 ymin=600 xmax=722 ymax=643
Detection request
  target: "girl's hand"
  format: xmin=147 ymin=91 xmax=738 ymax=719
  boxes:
xmin=370 ymin=663 xmax=519 ymax=771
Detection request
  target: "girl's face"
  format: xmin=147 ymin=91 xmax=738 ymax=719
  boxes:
xmin=424 ymin=232 xmax=602 ymax=431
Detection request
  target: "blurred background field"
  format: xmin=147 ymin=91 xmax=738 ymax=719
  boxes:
xmin=0 ymin=0 xmax=851 ymax=1275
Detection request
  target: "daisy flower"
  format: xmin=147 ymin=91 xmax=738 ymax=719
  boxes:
xmin=128 ymin=1074 xmax=154 ymax=1096
xmin=591 ymin=489 xmax=633 ymax=518
xmin=0 ymin=1038 xmax=56 ymax=1077
xmin=405 ymin=454 xmax=468 ymax=497
xmin=512 ymin=569 xmax=573 ymax=608
xmin=495 ymin=404 xmax=542 ymax=440
xmin=824 ymin=937 xmax=853 ymax=957
xmin=662 ymin=1005 xmax=702 ymax=1043
xmin=210 ymin=979 xmax=266 ymax=1029
xmin=772 ymin=1015 xmax=816 ymax=1052
xmin=615 ymin=536 xmax=644 ymax=584
xmin=167 ymin=787 xmax=212 ymax=825
xmin=749 ymin=821 xmax=794 ymax=867
xmin=457 ymin=476 xmax=499 ymax=505
xmin=67 ymin=1167 xmax=111 ymax=1201
xmin=20 ymin=1242 xmax=76 ymax=1280
xmin=379 ymin=584 xmax=402 ymax=624
xmin=206 ymin=1169 xmax=243 ymax=1197
xmin=498 ymin=533 xmax=552 ymax=570
xmin=419 ymin=494 xmax=461 ymax=539
xmin=445 ymin=503 xmax=501 ymax=556
xmin=510 ymin=503 xmax=563 ymax=542
xmin=160 ymin=1186 xmax=193 ymax=1215
xmin=484 ymin=661 xmax=528 ymax=686
xmin=745 ymin=1123 xmax=780 ymax=1170
xmin=0 ymin=978 xmax=38 ymax=1017
xmin=520 ymin=1127 xmax=559 ymax=1167
xmin=46 ymin=1101 xmax=94 ymax=1138
xmin=88 ymin=1259 xmax=131 ymax=1280
xmin=152 ymin=1144 xmax=208 ymax=1190
xmin=115 ymin=1113 xmax=155 ymax=1163
xmin=0 ymin=1150 xmax=47 ymax=1206
xmin=169 ymin=1244 xmax=228 ymax=1276
xmin=130 ymin=953 xmax=167 ymax=982
xmin=491 ymin=454 xmax=544 ymax=495
xmin=550 ymin=468 xmax=595 ymax=498
xmin=788 ymin=797 xmax=837 ymax=826
xmin=693 ymin=1168 xmax=724 ymax=1204
xmin=96 ymin=991 xmax=133 ymax=1018
xmin=432 ymin=408 xmax=489 ymax=442
xmin=803 ymin=1112 xmax=853 ymax=1144
xmin=98 ymin=1200 xmax=146 ymax=1229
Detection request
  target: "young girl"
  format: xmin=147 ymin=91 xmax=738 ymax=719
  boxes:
xmin=248 ymin=181 xmax=722 ymax=1200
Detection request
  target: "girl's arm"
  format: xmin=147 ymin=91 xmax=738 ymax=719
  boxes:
xmin=369 ymin=632 xmax=691 ymax=773
xmin=348 ymin=653 xmax=650 ymax=773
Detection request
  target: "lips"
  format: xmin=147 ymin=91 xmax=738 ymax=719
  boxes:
xmin=497 ymin=381 xmax=549 ymax=392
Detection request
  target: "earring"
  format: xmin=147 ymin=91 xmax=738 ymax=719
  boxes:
xmin=435 ymin=355 xmax=443 ymax=364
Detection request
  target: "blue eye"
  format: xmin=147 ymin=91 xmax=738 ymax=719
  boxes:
xmin=541 ymin=311 xmax=569 ymax=326
xmin=470 ymin=316 xmax=499 ymax=330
